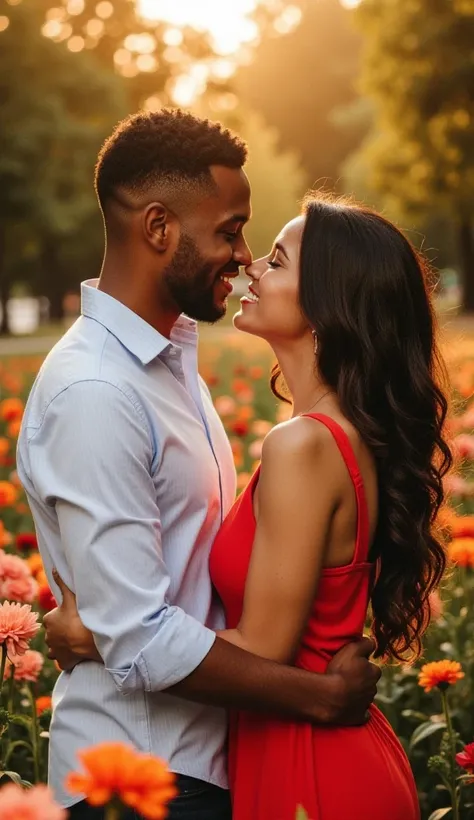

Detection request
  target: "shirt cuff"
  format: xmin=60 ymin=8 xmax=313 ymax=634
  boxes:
xmin=107 ymin=611 xmax=217 ymax=693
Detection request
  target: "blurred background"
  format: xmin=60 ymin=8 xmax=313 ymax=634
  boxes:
xmin=0 ymin=0 xmax=473 ymax=340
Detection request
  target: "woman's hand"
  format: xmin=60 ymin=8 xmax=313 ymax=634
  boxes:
xmin=43 ymin=569 xmax=102 ymax=671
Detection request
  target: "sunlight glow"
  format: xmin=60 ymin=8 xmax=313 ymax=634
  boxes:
xmin=138 ymin=0 xmax=259 ymax=55
xmin=340 ymin=0 xmax=361 ymax=8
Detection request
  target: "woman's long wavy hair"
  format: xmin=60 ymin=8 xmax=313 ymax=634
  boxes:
xmin=271 ymin=196 xmax=452 ymax=662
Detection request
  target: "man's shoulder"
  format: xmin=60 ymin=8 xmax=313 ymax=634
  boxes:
xmin=23 ymin=320 xmax=140 ymax=429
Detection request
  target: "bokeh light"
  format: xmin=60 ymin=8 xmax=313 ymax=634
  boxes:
xmin=138 ymin=0 xmax=260 ymax=55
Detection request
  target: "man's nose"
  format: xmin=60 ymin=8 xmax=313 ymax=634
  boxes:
xmin=233 ymin=237 xmax=252 ymax=268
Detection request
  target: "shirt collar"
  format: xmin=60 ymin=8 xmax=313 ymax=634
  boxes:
xmin=81 ymin=279 xmax=198 ymax=365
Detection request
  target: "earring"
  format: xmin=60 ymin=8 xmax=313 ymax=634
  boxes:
xmin=312 ymin=330 xmax=318 ymax=355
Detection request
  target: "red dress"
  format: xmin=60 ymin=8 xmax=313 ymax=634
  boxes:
xmin=210 ymin=414 xmax=420 ymax=820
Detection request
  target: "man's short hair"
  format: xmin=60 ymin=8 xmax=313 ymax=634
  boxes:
xmin=95 ymin=108 xmax=248 ymax=212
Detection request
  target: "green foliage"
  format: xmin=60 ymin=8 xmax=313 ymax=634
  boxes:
xmin=351 ymin=0 xmax=474 ymax=308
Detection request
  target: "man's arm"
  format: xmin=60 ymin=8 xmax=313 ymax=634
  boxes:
xmin=35 ymin=381 xmax=379 ymax=723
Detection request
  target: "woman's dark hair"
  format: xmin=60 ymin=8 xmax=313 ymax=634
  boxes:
xmin=271 ymin=195 xmax=452 ymax=662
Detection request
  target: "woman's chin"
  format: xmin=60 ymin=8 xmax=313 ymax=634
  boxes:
xmin=233 ymin=308 xmax=258 ymax=335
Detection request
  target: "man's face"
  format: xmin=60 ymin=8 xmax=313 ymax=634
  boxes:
xmin=163 ymin=166 xmax=252 ymax=323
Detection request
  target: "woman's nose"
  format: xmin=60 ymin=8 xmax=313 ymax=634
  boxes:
xmin=245 ymin=258 xmax=265 ymax=280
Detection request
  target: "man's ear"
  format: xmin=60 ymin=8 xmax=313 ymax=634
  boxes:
xmin=143 ymin=202 xmax=176 ymax=253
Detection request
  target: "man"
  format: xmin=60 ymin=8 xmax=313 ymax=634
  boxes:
xmin=17 ymin=110 xmax=379 ymax=820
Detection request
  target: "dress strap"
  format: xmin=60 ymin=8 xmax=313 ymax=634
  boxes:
xmin=301 ymin=413 xmax=371 ymax=565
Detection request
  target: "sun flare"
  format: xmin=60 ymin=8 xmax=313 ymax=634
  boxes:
xmin=137 ymin=0 xmax=260 ymax=55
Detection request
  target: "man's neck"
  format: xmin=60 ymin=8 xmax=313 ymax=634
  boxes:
xmin=98 ymin=256 xmax=180 ymax=339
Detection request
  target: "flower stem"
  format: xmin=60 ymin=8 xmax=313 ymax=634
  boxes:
xmin=0 ymin=644 xmax=7 ymax=696
xmin=105 ymin=804 xmax=122 ymax=820
xmin=26 ymin=684 xmax=40 ymax=784
xmin=441 ymin=688 xmax=460 ymax=820
xmin=7 ymin=665 xmax=15 ymax=715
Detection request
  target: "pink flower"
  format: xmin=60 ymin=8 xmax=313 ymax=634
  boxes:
xmin=453 ymin=434 xmax=474 ymax=460
xmin=0 ymin=783 xmax=66 ymax=820
xmin=459 ymin=407 xmax=474 ymax=430
xmin=428 ymin=591 xmax=443 ymax=621
xmin=444 ymin=474 xmax=470 ymax=496
xmin=8 ymin=649 xmax=44 ymax=682
xmin=214 ymin=395 xmax=237 ymax=416
xmin=0 ymin=601 xmax=40 ymax=659
xmin=251 ymin=420 xmax=272 ymax=437
xmin=0 ymin=552 xmax=38 ymax=604
xmin=248 ymin=438 xmax=264 ymax=460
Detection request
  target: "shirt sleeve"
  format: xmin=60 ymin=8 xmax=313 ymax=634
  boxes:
xmin=27 ymin=379 xmax=216 ymax=693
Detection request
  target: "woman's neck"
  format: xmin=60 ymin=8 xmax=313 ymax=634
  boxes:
xmin=271 ymin=335 xmax=330 ymax=417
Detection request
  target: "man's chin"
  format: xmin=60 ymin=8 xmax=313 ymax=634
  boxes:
xmin=185 ymin=300 xmax=227 ymax=324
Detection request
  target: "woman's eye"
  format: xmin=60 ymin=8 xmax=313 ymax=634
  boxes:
xmin=268 ymin=259 xmax=280 ymax=268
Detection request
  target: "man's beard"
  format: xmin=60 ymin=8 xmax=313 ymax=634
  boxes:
xmin=163 ymin=232 xmax=227 ymax=323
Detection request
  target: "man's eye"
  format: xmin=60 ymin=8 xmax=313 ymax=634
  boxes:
xmin=224 ymin=232 xmax=239 ymax=240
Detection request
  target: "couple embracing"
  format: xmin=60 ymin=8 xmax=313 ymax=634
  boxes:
xmin=18 ymin=109 xmax=450 ymax=820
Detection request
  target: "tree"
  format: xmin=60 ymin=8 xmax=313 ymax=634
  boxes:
xmin=236 ymin=0 xmax=365 ymax=189
xmin=353 ymin=0 xmax=474 ymax=311
xmin=0 ymin=0 xmax=126 ymax=333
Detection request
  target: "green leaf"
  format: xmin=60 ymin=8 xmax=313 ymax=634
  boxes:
xmin=0 ymin=770 xmax=32 ymax=787
xmin=9 ymin=714 xmax=33 ymax=730
xmin=295 ymin=808 xmax=309 ymax=820
xmin=5 ymin=739 xmax=33 ymax=763
xmin=427 ymin=808 xmax=452 ymax=820
xmin=409 ymin=721 xmax=447 ymax=750
xmin=401 ymin=709 xmax=430 ymax=722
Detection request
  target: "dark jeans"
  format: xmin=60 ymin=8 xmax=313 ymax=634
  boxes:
xmin=67 ymin=775 xmax=232 ymax=820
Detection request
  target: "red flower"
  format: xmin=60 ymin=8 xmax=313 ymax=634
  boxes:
xmin=230 ymin=419 xmax=249 ymax=438
xmin=456 ymin=742 xmax=474 ymax=779
xmin=16 ymin=532 xmax=38 ymax=552
xmin=38 ymin=584 xmax=57 ymax=613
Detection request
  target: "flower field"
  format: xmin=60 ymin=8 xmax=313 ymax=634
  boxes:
xmin=1 ymin=328 xmax=474 ymax=819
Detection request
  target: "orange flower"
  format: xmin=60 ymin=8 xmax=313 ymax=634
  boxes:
xmin=27 ymin=554 xmax=44 ymax=577
xmin=0 ymin=601 xmax=41 ymax=659
xmin=36 ymin=695 xmax=52 ymax=716
xmin=0 ymin=481 xmax=18 ymax=508
xmin=229 ymin=438 xmax=243 ymax=469
xmin=418 ymin=660 xmax=464 ymax=692
xmin=66 ymin=742 xmax=177 ymax=820
xmin=452 ymin=515 xmax=474 ymax=539
xmin=0 ymin=782 xmax=66 ymax=820
xmin=7 ymin=419 xmax=22 ymax=438
xmin=0 ymin=521 xmax=13 ymax=549
xmin=0 ymin=397 xmax=24 ymax=422
xmin=249 ymin=365 xmax=264 ymax=380
xmin=448 ymin=538 xmax=474 ymax=568
xmin=237 ymin=471 xmax=251 ymax=491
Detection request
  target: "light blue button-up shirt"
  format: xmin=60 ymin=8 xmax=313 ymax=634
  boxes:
xmin=17 ymin=280 xmax=236 ymax=807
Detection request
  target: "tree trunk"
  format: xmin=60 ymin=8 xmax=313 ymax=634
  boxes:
xmin=0 ymin=225 xmax=11 ymax=336
xmin=41 ymin=240 xmax=65 ymax=322
xmin=458 ymin=218 xmax=474 ymax=313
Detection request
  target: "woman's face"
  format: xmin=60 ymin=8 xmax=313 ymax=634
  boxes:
xmin=234 ymin=216 xmax=309 ymax=343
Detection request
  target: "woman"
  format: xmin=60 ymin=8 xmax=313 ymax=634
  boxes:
xmin=46 ymin=196 xmax=451 ymax=819
xmin=207 ymin=196 xmax=451 ymax=818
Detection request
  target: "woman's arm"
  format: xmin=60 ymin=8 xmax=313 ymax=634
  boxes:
xmin=218 ymin=417 xmax=341 ymax=663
